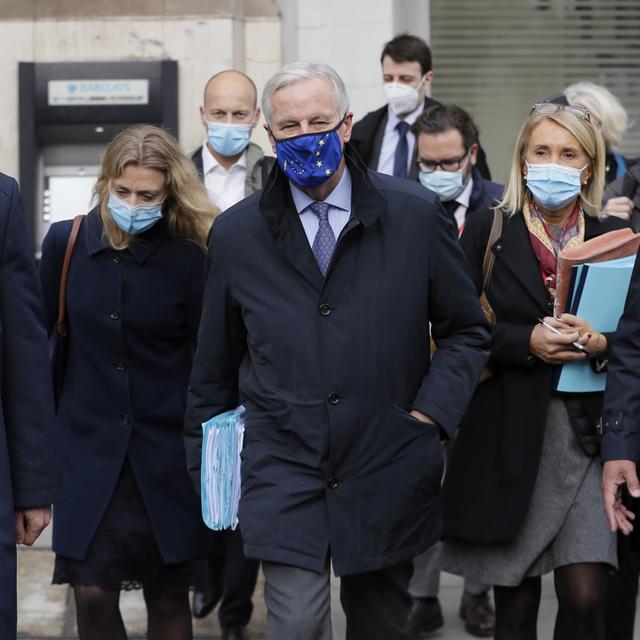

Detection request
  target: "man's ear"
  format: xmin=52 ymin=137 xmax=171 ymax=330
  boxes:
xmin=342 ymin=112 xmax=354 ymax=144
xmin=200 ymin=106 xmax=208 ymax=129
xmin=264 ymin=123 xmax=277 ymax=154
xmin=252 ymin=107 xmax=261 ymax=130
xmin=469 ymin=143 xmax=479 ymax=166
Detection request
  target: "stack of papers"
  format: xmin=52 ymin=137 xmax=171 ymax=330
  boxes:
xmin=201 ymin=406 xmax=245 ymax=530
xmin=555 ymin=255 xmax=636 ymax=393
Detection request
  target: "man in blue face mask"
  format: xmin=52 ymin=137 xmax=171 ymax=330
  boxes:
xmin=413 ymin=104 xmax=503 ymax=239
xmin=191 ymin=69 xmax=271 ymax=640
xmin=191 ymin=70 xmax=275 ymax=213
xmin=184 ymin=61 xmax=491 ymax=640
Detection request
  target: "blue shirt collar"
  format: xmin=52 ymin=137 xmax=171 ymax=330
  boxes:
xmin=289 ymin=166 xmax=352 ymax=215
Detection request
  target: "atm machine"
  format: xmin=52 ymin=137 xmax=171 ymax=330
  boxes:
xmin=19 ymin=60 xmax=178 ymax=256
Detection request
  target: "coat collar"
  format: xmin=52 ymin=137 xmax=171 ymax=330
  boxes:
xmin=257 ymin=145 xmax=387 ymax=291
xmin=259 ymin=144 xmax=387 ymax=228
xmin=85 ymin=207 xmax=167 ymax=264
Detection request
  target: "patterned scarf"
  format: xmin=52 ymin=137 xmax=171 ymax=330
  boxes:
xmin=523 ymin=199 xmax=585 ymax=298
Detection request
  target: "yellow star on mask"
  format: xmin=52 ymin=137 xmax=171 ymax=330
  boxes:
xmin=315 ymin=151 xmax=321 ymax=156
xmin=316 ymin=160 xmax=322 ymax=167
xmin=325 ymin=169 xmax=332 ymax=175
xmin=318 ymin=140 xmax=325 ymax=146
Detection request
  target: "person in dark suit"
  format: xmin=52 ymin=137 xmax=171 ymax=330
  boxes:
xmin=39 ymin=125 xmax=217 ymax=640
xmin=350 ymin=33 xmax=492 ymax=181
xmin=184 ymin=61 xmax=490 ymax=640
xmin=189 ymin=69 xmax=264 ymax=640
xmin=441 ymin=103 xmax=627 ymax=640
xmin=409 ymin=103 xmax=502 ymax=637
xmin=0 ymin=174 xmax=59 ymax=638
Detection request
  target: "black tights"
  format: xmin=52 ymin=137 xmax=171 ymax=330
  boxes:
xmin=74 ymin=585 xmax=192 ymax=640
xmin=494 ymin=563 xmax=606 ymax=640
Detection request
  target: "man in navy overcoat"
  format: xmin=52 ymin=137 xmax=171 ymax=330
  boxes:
xmin=0 ymin=174 xmax=59 ymax=637
xmin=184 ymin=62 xmax=490 ymax=639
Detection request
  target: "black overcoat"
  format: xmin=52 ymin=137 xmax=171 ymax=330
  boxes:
xmin=443 ymin=208 xmax=628 ymax=544
xmin=0 ymin=174 xmax=59 ymax=637
xmin=184 ymin=149 xmax=490 ymax=576
xmin=39 ymin=210 xmax=208 ymax=563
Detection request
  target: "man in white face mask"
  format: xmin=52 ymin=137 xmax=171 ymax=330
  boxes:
xmin=351 ymin=34 xmax=493 ymax=182
xmin=191 ymin=70 xmax=275 ymax=213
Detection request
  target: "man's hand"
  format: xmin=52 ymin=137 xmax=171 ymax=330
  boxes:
xmin=602 ymin=460 xmax=640 ymax=535
xmin=15 ymin=506 xmax=52 ymax=546
xmin=603 ymin=196 xmax=634 ymax=221
xmin=410 ymin=410 xmax=436 ymax=425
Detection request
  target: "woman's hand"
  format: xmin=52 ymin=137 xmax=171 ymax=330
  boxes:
xmin=529 ymin=316 xmax=589 ymax=364
xmin=556 ymin=313 xmax=607 ymax=357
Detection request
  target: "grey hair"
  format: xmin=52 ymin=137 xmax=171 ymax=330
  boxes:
xmin=564 ymin=81 xmax=629 ymax=150
xmin=261 ymin=61 xmax=350 ymax=125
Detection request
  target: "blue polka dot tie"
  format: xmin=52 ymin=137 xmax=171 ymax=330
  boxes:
xmin=310 ymin=201 xmax=335 ymax=277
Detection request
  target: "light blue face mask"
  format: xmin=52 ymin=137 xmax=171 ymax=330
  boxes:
xmin=206 ymin=122 xmax=253 ymax=157
xmin=418 ymin=168 xmax=466 ymax=202
xmin=107 ymin=193 xmax=163 ymax=234
xmin=525 ymin=162 xmax=588 ymax=211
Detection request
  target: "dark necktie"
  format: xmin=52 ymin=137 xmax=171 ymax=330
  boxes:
xmin=310 ymin=202 xmax=336 ymax=276
xmin=393 ymin=120 xmax=411 ymax=179
xmin=442 ymin=199 xmax=459 ymax=218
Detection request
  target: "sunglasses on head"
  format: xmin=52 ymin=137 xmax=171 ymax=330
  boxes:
xmin=530 ymin=102 xmax=591 ymax=121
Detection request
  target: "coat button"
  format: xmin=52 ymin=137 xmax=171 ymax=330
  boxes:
xmin=110 ymin=310 xmax=121 ymax=320
xmin=319 ymin=304 xmax=332 ymax=316
xmin=115 ymin=361 xmax=127 ymax=372
xmin=547 ymin=301 xmax=553 ymax=310
xmin=112 ymin=255 xmax=122 ymax=264
xmin=328 ymin=477 xmax=339 ymax=489
xmin=122 ymin=413 xmax=132 ymax=425
xmin=494 ymin=244 xmax=503 ymax=253
xmin=328 ymin=392 xmax=341 ymax=405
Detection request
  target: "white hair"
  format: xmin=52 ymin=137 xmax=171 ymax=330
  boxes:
xmin=261 ymin=61 xmax=350 ymax=125
xmin=564 ymin=81 xmax=629 ymax=150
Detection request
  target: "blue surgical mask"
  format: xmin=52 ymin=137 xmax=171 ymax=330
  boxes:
xmin=107 ymin=193 xmax=164 ymax=234
xmin=272 ymin=118 xmax=345 ymax=188
xmin=525 ymin=162 xmax=588 ymax=211
xmin=419 ymin=168 xmax=466 ymax=202
xmin=206 ymin=121 xmax=253 ymax=157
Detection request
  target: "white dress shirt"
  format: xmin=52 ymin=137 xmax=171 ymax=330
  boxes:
xmin=376 ymin=102 xmax=424 ymax=176
xmin=451 ymin=175 xmax=474 ymax=235
xmin=202 ymin=143 xmax=247 ymax=212
xmin=289 ymin=168 xmax=352 ymax=246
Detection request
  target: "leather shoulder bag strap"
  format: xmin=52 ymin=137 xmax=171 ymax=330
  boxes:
xmin=481 ymin=207 xmax=503 ymax=291
xmin=56 ymin=215 xmax=85 ymax=337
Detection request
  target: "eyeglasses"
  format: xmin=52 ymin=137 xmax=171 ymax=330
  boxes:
xmin=530 ymin=102 xmax=591 ymax=121
xmin=417 ymin=151 xmax=469 ymax=174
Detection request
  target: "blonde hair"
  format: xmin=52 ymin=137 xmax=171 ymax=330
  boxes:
xmin=498 ymin=109 xmax=606 ymax=218
xmin=94 ymin=125 xmax=218 ymax=250
xmin=564 ymin=81 xmax=628 ymax=150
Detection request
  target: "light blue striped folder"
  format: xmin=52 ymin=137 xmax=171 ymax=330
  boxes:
xmin=554 ymin=255 xmax=636 ymax=393
xmin=201 ymin=406 xmax=245 ymax=530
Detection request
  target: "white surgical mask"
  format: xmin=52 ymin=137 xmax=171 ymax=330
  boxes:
xmin=383 ymin=76 xmax=426 ymax=116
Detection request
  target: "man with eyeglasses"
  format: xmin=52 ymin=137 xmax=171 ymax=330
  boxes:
xmin=408 ymin=103 xmax=502 ymax=639
xmin=413 ymin=104 xmax=503 ymax=238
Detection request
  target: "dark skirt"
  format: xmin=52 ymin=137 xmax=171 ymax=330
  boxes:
xmin=53 ymin=458 xmax=207 ymax=593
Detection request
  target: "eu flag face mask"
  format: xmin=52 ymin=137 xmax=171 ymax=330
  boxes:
xmin=206 ymin=121 xmax=252 ymax=157
xmin=108 ymin=193 xmax=164 ymax=234
xmin=525 ymin=162 xmax=588 ymax=212
xmin=273 ymin=117 xmax=345 ymax=188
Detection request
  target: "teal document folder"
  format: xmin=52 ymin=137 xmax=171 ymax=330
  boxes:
xmin=555 ymin=255 xmax=636 ymax=393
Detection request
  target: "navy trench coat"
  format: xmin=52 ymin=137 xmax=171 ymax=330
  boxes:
xmin=184 ymin=149 xmax=490 ymax=576
xmin=0 ymin=174 xmax=59 ymax=637
xmin=39 ymin=209 xmax=208 ymax=563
